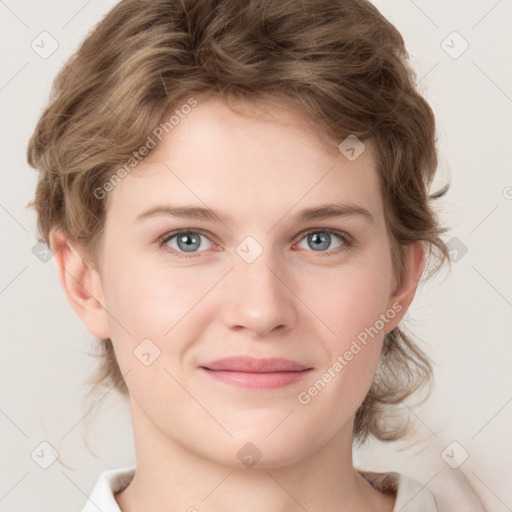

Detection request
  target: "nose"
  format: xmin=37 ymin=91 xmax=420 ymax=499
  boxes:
xmin=219 ymin=248 xmax=298 ymax=338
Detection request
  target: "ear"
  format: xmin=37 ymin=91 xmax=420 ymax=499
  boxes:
xmin=49 ymin=229 xmax=110 ymax=339
xmin=384 ymin=241 xmax=425 ymax=333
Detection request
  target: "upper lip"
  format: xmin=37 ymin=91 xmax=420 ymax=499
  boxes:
xmin=201 ymin=357 xmax=311 ymax=373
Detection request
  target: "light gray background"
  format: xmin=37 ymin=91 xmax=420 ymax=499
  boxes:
xmin=1 ymin=1 xmax=511 ymax=511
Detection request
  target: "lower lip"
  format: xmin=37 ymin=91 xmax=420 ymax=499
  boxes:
xmin=201 ymin=368 xmax=312 ymax=390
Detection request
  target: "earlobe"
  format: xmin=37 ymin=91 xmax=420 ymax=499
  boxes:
xmin=49 ymin=230 xmax=110 ymax=339
xmin=385 ymin=241 xmax=425 ymax=333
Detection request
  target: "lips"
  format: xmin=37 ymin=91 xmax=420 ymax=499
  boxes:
xmin=200 ymin=356 xmax=313 ymax=390
xmin=202 ymin=356 xmax=310 ymax=372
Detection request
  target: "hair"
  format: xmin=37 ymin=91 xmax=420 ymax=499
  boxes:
xmin=27 ymin=0 xmax=450 ymax=444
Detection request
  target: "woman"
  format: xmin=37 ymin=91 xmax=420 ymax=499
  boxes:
xmin=27 ymin=0 xmax=486 ymax=510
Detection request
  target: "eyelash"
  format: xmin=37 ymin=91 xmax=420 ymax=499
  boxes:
xmin=159 ymin=228 xmax=354 ymax=260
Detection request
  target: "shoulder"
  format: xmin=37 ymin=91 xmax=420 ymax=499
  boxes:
xmin=81 ymin=466 xmax=135 ymax=512
xmin=358 ymin=469 xmax=488 ymax=512
xmin=359 ymin=469 xmax=438 ymax=511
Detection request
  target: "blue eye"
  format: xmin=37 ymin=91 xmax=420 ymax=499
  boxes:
xmin=159 ymin=229 xmax=352 ymax=259
xmin=295 ymin=230 xmax=349 ymax=254
xmin=160 ymin=230 xmax=213 ymax=259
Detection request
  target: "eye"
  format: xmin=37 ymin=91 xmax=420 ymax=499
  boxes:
xmin=159 ymin=228 xmax=353 ymax=260
xmin=160 ymin=229 xmax=214 ymax=259
xmin=294 ymin=229 xmax=352 ymax=255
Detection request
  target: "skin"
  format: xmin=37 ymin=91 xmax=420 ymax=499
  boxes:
xmin=51 ymin=96 xmax=424 ymax=512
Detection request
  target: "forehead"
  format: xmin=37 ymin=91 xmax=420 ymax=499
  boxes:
xmin=145 ymin=95 xmax=347 ymax=163
xmin=109 ymin=96 xmax=383 ymax=226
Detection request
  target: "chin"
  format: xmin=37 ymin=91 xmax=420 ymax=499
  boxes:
xmin=202 ymin=429 xmax=319 ymax=471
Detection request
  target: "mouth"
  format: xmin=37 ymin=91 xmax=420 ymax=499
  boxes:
xmin=199 ymin=356 xmax=313 ymax=390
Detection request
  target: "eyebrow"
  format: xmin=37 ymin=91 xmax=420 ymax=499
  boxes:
xmin=134 ymin=202 xmax=374 ymax=225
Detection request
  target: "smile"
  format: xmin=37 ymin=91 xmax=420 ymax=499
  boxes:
xmin=200 ymin=357 xmax=313 ymax=390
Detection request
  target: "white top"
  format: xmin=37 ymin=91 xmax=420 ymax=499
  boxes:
xmin=81 ymin=466 xmax=439 ymax=511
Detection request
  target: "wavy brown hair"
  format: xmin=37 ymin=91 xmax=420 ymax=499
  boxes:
xmin=27 ymin=0 xmax=450 ymax=443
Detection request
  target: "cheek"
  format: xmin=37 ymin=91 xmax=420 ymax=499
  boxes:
xmin=294 ymin=243 xmax=394 ymax=401
xmin=294 ymin=255 xmax=393 ymax=422
xmin=302 ymin=244 xmax=394 ymax=345
xmin=99 ymin=254 xmax=223 ymax=353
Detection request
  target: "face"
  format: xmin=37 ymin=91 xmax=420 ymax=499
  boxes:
xmin=84 ymin=96 xmax=412 ymax=468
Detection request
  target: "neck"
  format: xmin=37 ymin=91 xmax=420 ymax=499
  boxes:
xmin=115 ymin=397 xmax=395 ymax=512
